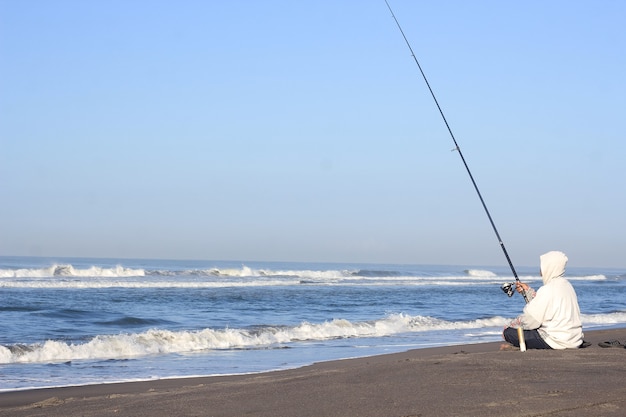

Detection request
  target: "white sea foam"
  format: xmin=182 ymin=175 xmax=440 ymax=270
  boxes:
xmin=0 ymin=279 xmax=512 ymax=289
xmin=214 ymin=267 xmax=352 ymax=280
xmin=465 ymin=269 xmax=497 ymax=277
xmin=0 ymin=263 xmax=611 ymax=289
xmin=0 ymin=279 xmax=305 ymax=289
xmin=0 ymin=264 xmax=144 ymax=278
xmin=0 ymin=313 xmax=513 ymax=364
xmin=581 ymin=311 xmax=626 ymax=326
xmin=14 ymin=310 xmax=621 ymax=366
xmin=567 ymin=275 xmax=607 ymax=281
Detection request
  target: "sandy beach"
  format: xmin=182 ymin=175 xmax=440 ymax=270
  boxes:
xmin=1 ymin=327 xmax=626 ymax=417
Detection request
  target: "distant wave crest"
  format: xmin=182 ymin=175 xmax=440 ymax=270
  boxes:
xmin=0 ymin=264 xmax=611 ymax=288
xmin=568 ymin=275 xmax=607 ymax=281
xmin=0 ymin=264 xmax=145 ymax=278
xmin=352 ymin=269 xmax=402 ymax=277
xmin=465 ymin=269 xmax=497 ymax=277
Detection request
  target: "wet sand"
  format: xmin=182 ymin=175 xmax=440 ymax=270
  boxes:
xmin=2 ymin=328 xmax=626 ymax=417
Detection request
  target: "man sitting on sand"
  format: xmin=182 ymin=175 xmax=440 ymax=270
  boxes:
xmin=502 ymin=250 xmax=584 ymax=350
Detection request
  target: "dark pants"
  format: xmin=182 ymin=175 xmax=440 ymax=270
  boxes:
xmin=503 ymin=327 xmax=553 ymax=349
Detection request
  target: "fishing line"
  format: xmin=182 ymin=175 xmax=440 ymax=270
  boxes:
xmin=384 ymin=0 xmax=528 ymax=302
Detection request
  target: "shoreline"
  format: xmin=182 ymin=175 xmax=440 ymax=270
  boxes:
xmin=0 ymin=339 xmax=505 ymax=394
xmin=2 ymin=327 xmax=626 ymax=416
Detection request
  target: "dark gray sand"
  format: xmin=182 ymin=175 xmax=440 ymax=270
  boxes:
xmin=2 ymin=328 xmax=626 ymax=416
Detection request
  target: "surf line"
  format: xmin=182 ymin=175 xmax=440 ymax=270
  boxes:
xmin=383 ymin=1 xmax=528 ymax=303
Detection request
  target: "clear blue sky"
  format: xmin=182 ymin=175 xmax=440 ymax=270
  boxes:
xmin=1 ymin=1 xmax=624 ymax=267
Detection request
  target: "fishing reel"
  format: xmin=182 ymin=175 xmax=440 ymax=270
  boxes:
xmin=501 ymin=282 xmax=515 ymax=297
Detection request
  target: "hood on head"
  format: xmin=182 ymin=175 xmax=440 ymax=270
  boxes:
xmin=540 ymin=251 xmax=568 ymax=284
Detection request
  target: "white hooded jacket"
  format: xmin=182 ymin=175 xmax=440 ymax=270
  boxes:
xmin=518 ymin=251 xmax=583 ymax=349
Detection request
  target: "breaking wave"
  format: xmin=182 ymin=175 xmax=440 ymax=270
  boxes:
xmin=0 ymin=314 xmax=508 ymax=364
xmin=0 ymin=264 xmax=609 ymax=289
xmin=0 ymin=264 xmax=145 ymax=278
xmin=2 ymin=310 xmax=623 ymax=365
xmin=465 ymin=269 xmax=497 ymax=277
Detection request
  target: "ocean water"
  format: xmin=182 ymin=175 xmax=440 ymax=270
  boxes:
xmin=1 ymin=256 xmax=625 ymax=392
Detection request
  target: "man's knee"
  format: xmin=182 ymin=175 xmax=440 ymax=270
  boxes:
xmin=503 ymin=327 xmax=519 ymax=346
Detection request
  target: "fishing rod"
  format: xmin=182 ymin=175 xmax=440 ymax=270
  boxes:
xmin=384 ymin=0 xmax=528 ymax=303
